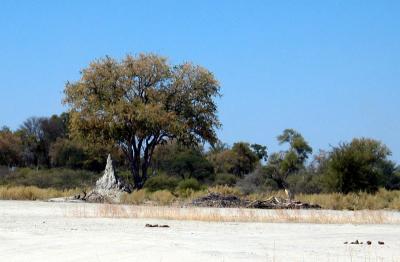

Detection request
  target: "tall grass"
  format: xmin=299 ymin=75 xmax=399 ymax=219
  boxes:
xmin=1 ymin=183 xmax=399 ymax=211
xmin=205 ymin=186 xmax=400 ymax=211
xmin=120 ymin=189 xmax=147 ymax=205
xmin=0 ymin=186 xmax=81 ymax=200
xmin=66 ymin=204 xmax=400 ymax=224
xmin=297 ymin=189 xmax=400 ymax=210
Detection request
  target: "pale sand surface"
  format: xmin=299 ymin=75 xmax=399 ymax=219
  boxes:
xmin=1 ymin=200 xmax=400 ymax=262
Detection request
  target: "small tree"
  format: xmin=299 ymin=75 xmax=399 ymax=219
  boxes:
xmin=264 ymin=129 xmax=312 ymax=200
xmin=151 ymin=142 xmax=214 ymax=182
xmin=64 ymin=54 xmax=220 ymax=189
xmin=207 ymin=142 xmax=259 ymax=177
xmin=0 ymin=127 xmax=22 ymax=167
xmin=17 ymin=114 xmax=68 ymax=167
xmin=230 ymin=142 xmax=259 ymax=176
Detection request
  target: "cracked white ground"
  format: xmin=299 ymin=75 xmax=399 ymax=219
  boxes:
xmin=1 ymin=200 xmax=399 ymax=262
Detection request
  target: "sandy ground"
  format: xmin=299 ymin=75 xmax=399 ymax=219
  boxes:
xmin=1 ymin=201 xmax=400 ymax=262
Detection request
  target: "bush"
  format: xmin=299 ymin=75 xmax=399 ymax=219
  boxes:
xmin=144 ymin=175 xmax=179 ymax=192
xmin=236 ymin=168 xmax=279 ymax=194
xmin=208 ymin=142 xmax=259 ymax=177
xmin=0 ymin=186 xmax=80 ymax=200
xmin=152 ymin=143 xmax=215 ymax=182
xmin=324 ymin=138 xmax=392 ymax=193
xmin=177 ymin=178 xmax=201 ymax=192
xmin=120 ymin=189 xmax=147 ymax=205
xmin=0 ymin=168 xmax=99 ymax=190
xmin=149 ymin=190 xmax=175 ymax=205
xmin=208 ymin=185 xmax=242 ymax=196
xmin=286 ymin=173 xmax=324 ymax=194
xmin=297 ymin=189 xmax=400 ymax=210
xmin=214 ymin=173 xmax=237 ymax=186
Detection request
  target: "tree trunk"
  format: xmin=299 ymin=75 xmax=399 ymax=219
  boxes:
xmin=273 ymin=176 xmax=294 ymax=201
xmin=284 ymin=188 xmax=294 ymax=201
xmin=129 ymin=159 xmax=151 ymax=190
xmin=128 ymin=152 xmax=144 ymax=189
xmin=282 ymin=181 xmax=294 ymax=201
xmin=125 ymin=137 xmax=157 ymax=190
xmin=130 ymin=163 xmax=143 ymax=189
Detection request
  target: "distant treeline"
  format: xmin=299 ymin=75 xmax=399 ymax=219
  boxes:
xmin=1 ymin=113 xmax=399 ymax=195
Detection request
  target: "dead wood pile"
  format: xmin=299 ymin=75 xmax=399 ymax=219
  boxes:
xmin=191 ymin=193 xmax=321 ymax=209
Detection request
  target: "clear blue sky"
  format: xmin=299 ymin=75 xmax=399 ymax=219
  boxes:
xmin=1 ymin=1 xmax=399 ymax=161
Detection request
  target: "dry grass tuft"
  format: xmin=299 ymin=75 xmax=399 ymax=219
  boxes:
xmin=208 ymin=185 xmax=242 ymax=196
xmin=148 ymin=190 xmax=175 ymax=205
xmin=120 ymin=189 xmax=147 ymax=205
xmin=65 ymin=204 xmax=400 ymax=224
xmin=297 ymin=189 xmax=400 ymax=210
xmin=0 ymin=186 xmax=80 ymax=200
xmin=1 ymin=184 xmax=400 ymax=212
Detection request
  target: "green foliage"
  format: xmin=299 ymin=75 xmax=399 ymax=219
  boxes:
xmin=286 ymin=173 xmax=324 ymax=194
xmin=177 ymin=178 xmax=201 ymax=192
xmin=170 ymin=151 xmax=214 ymax=181
xmin=0 ymin=128 xmax=22 ymax=166
xmin=324 ymin=138 xmax=392 ymax=193
xmin=144 ymin=174 xmax=179 ymax=192
xmin=386 ymin=170 xmax=400 ymax=190
xmin=229 ymin=143 xmax=259 ymax=176
xmin=264 ymin=129 xmax=312 ymax=193
xmin=152 ymin=142 xmax=214 ymax=182
xmin=17 ymin=114 xmax=69 ymax=167
xmin=213 ymin=173 xmax=237 ymax=186
xmin=0 ymin=168 xmax=99 ymax=190
xmin=49 ymin=138 xmax=120 ymax=172
xmin=377 ymin=161 xmax=400 ymax=190
xmin=250 ymin=144 xmax=268 ymax=161
xmin=208 ymin=142 xmax=259 ymax=177
xmin=237 ymin=167 xmax=279 ymax=194
xmin=49 ymin=138 xmax=86 ymax=169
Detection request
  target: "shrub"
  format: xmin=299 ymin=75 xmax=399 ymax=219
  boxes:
xmin=169 ymin=152 xmax=214 ymax=181
xmin=213 ymin=173 xmax=237 ymax=186
xmin=152 ymin=143 xmax=215 ymax=182
xmin=0 ymin=185 xmax=80 ymax=200
xmin=208 ymin=142 xmax=259 ymax=177
xmin=144 ymin=175 xmax=179 ymax=192
xmin=208 ymin=185 xmax=242 ymax=196
xmin=324 ymin=138 xmax=392 ymax=193
xmin=175 ymin=187 xmax=209 ymax=199
xmin=149 ymin=190 xmax=175 ymax=205
xmin=236 ymin=169 xmax=279 ymax=194
xmin=287 ymin=173 xmax=324 ymax=194
xmin=177 ymin=178 xmax=201 ymax=192
xmin=296 ymin=189 xmax=400 ymax=210
xmin=120 ymin=189 xmax=147 ymax=205
xmin=0 ymin=168 xmax=100 ymax=190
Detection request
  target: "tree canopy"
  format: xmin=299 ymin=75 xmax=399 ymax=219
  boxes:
xmin=64 ymin=53 xmax=220 ymax=188
xmin=264 ymin=129 xmax=312 ymax=199
xmin=325 ymin=138 xmax=392 ymax=193
xmin=207 ymin=142 xmax=259 ymax=177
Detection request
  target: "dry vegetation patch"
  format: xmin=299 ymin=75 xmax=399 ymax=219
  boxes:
xmin=1 ymin=185 xmax=400 ymax=211
xmin=65 ymin=203 xmax=400 ymax=224
xmin=0 ymin=186 xmax=81 ymax=200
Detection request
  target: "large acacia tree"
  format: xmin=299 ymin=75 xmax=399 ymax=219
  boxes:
xmin=64 ymin=54 xmax=221 ymax=188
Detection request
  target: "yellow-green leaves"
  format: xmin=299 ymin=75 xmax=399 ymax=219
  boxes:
xmin=63 ymin=53 xmax=220 ymax=188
